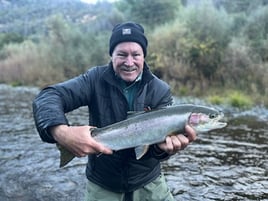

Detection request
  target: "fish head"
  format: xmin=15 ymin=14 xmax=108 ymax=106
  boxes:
xmin=188 ymin=107 xmax=227 ymax=132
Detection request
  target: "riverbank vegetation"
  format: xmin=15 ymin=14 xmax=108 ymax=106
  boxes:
xmin=0 ymin=0 xmax=267 ymax=107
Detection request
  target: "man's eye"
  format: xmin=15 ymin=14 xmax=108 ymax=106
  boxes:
xmin=133 ymin=53 xmax=141 ymax=57
xmin=117 ymin=54 xmax=126 ymax=57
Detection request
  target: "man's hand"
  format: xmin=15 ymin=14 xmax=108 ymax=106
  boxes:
xmin=156 ymin=125 xmax=197 ymax=155
xmin=50 ymin=125 xmax=113 ymax=157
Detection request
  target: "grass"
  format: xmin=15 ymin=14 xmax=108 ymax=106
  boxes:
xmin=206 ymin=90 xmax=254 ymax=109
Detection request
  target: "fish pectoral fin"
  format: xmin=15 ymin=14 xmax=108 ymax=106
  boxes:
xmin=56 ymin=144 xmax=76 ymax=168
xmin=135 ymin=145 xmax=149 ymax=160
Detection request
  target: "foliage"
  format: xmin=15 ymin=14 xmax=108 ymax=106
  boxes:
xmin=206 ymin=95 xmax=225 ymax=105
xmin=220 ymin=37 xmax=264 ymax=90
xmin=0 ymin=33 xmax=24 ymax=51
xmin=87 ymin=7 xmax=125 ymax=32
xmin=181 ymin=0 xmax=232 ymax=79
xmin=116 ymin=0 xmax=180 ymax=29
xmin=227 ymin=91 xmax=253 ymax=108
xmin=206 ymin=91 xmax=253 ymax=109
xmin=0 ymin=14 xmax=110 ymax=85
xmin=0 ymin=40 xmax=65 ymax=86
xmin=45 ymin=15 xmax=87 ymax=77
xmin=241 ymin=5 xmax=268 ymax=62
xmin=219 ymin=0 xmax=268 ymax=13
xmin=148 ymin=0 xmax=233 ymax=92
xmin=0 ymin=0 xmax=112 ymax=36
xmin=0 ymin=0 xmax=268 ymax=107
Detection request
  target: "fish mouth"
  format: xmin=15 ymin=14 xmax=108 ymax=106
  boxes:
xmin=214 ymin=113 xmax=227 ymax=127
xmin=212 ymin=119 xmax=227 ymax=128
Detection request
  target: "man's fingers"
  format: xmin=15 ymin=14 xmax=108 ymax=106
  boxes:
xmin=164 ymin=136 xmax=173 ymax=154
xmin=97 ymin=145 xmax=113 ymax=155
xmin=88 ymin=126 xmax=113 ymax=155
xmin=176 ymin=135 xmax=189 ymax=150
xmin=185 ymin=125 xmax=197 ymax=142
xmin=156 ymin=126 xmax=197 ymax=155
xmin=170 ymin=135 xmax=182 ymax=150
xmin=164 ymin=136 xmax=181 ymax=155
xmin=90 ymin=140 xmax=113 ymax=155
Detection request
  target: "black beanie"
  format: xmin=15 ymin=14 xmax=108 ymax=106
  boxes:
xmin=109 ymin=22 xmax=148 ymax=57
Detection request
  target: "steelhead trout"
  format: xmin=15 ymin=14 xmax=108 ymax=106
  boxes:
xmin=58 ymin=104 xmax=227 ymax=167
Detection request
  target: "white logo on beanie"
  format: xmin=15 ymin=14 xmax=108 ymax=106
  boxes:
xmin=122 ymin=28 xmax=131 ymax=35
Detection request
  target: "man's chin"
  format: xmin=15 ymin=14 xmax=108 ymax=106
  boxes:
xmin=121 ymin=77 xmax=136 ymax=82
xmin=119 ymin=72 xmax=138 ymax=82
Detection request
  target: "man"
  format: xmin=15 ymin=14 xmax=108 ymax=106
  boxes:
xmin=33 ymin=22 xmax=196 ymax=201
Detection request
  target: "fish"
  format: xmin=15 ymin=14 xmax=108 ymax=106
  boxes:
xmin=57 ymin=104 xmax=227 ymax=167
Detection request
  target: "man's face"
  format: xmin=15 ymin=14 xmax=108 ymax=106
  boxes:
xmin=112 ymin=42 xmax=144 ymax=82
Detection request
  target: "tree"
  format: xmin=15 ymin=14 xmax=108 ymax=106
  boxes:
xmin=0 ymin=33 xmax=24 ymax=50
xmin=182 ymin=0 xmax=232 ymax=79
xmin=242 ymin=5 xmax=268 ymax=62
xmin=218 ymin=0 xmax=268 ymax=14
xmin=116 ymin=0 xmax=180 ymax=29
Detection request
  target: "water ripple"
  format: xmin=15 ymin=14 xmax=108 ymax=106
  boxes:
xmin=0 ymin=85 xmax=267 ymax=201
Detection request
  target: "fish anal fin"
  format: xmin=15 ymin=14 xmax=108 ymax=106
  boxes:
xmin=57 ymin=144 xmax=76 ymax=168
xmin=135 ymin=145 xmax=149 ymax=160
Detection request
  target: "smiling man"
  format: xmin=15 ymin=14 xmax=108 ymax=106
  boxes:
xmin=33 ymin=22 xmax=197 ymax=201
xmin=112 ymin=42 xmax=144 ymax=82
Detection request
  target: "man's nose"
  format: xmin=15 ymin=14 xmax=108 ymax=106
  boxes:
xmin=124 ymin=56 xmax=134 ymax=66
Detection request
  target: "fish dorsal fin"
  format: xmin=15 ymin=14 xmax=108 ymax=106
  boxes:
xmin=135 ymin=145 xmax=150 ymax=160
xmin=127 ymin=111 xmax=146 ymax=118
xmin=127 ymin=107 xmax=168 ymax=119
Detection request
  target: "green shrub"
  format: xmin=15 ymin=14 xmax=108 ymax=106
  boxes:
xmin=227 ymin=91 xmax=253 ymax=108
xmin=242 ymin=5 xmax=268 ymax=62
xmin=180 ymin=0 xmax=233 ymax=79
xmin=207 ymin=95 xmax=225 ymax=105
xmin=0 ymin=33 xmax=24 ymax=50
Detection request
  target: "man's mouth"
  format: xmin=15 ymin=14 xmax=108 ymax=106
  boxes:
xmin=120 ymin=66 xmax=137 ymax=72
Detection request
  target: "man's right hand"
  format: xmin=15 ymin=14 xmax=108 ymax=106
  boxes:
xmin=50 ymin=125 xmax=113 ymax=157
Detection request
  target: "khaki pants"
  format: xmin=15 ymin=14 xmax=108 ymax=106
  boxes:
xmin=84 ymin=173 xmax=174 ymax=201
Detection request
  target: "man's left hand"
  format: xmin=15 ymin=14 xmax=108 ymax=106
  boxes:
xmin=157 ymin=125 xmax=197 ymax=155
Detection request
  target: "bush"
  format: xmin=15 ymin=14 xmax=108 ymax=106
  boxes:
xmin=180 ymin=0 xmax=233 ymax=79
xmin=207 ymin=95 xmax=225 ymax=105
xmin=0 ymin=33 xmax=24 ymax=50
xmin=116 ymin=0 xmax=181 ymax=29
xmin=148 ymin=0 xmax=234 ymax=94
xmin=0 ymin=40 xmax=65 ymax=86
xmin=0 ymin=15 xmax=111 ymax=86
xmin=242 ymin=5 xmax=268 ymax=62
xmin=227 ymin=91 xmax=253 ymax=108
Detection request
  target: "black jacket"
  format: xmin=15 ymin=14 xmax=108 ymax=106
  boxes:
xmin=33 ymin=62 xmax=173 ymax=193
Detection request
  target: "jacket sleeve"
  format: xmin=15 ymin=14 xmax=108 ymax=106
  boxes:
xmin=32 ymin=69 xmax=95 ymax=143
xmin=149 ymin=144 xmax=171 ymax=161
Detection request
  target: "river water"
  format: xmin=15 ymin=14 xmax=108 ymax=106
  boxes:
xmin=0 ymin=84 xmax=267 ymax=201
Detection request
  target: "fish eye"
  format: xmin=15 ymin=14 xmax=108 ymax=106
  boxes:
xmin=209 ymin=114 xmax=217 ymax=119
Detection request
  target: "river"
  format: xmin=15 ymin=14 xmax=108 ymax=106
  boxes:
xmin=0 ymin=84 xmax=267 ymax=201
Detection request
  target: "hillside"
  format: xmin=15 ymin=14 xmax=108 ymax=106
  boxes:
xmin=0 ymin=0 xmax=268 ymax=107
xmin=0 ymin=0 xmax=112 ymax=35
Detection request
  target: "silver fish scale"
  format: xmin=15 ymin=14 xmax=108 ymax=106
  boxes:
xmin=93 ymin=113 xmax=190 ymax=150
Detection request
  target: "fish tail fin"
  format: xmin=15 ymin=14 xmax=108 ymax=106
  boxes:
xmin=56 ymin=144 xmax=75 ymax=168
